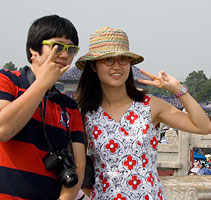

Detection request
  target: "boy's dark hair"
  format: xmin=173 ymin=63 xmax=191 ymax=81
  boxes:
xmin=77 ymin=61 xmax=147 ymax=113
xmin=26 ymin=15 xmax=79 ymax=63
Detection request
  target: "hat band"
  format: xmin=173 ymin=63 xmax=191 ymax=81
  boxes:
xmin=89 ymin=44 xmax=129 ymax=55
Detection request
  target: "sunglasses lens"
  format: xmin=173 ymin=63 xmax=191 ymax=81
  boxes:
xmin=68 ymin=47 xmax=78 ymax=57
xmin=52 ymin=43 xmax=65 ymax=54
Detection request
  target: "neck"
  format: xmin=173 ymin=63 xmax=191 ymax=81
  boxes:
xmin=101 ymin=85 xmax=132 ymax=108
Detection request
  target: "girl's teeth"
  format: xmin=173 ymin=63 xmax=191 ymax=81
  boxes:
xmin=112 ymin=74 xmax=121 ymax=76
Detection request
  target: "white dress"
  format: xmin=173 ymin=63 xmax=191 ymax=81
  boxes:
xmin=85 ymin=95 xmax=165 ymax=200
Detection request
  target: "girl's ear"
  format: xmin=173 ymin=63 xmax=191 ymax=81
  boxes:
xmin=90 ymin=62 xmax=97 ymax=72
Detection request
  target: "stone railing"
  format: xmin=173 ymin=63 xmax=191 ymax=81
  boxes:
xmin=160 ymin=176 xmax=211 ymax=200
xmin=158 ymin=130 xmax=211 ymax=200
xmin=157 ymin=130 xmax=191 ymax=176
xmin=158 ymin=130 xmax=211 ymax=176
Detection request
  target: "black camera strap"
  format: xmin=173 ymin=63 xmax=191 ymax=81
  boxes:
xmin=39 ymin=105 xmax=54 ymax=153
xmin=26 ymin=67 xmax=72 ymax=154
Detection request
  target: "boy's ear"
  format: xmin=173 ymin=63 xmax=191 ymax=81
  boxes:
xmin=29 ymin=48 xmax=39 ymax=62
xmin=29 ymin=48 xmax=39 ymax=56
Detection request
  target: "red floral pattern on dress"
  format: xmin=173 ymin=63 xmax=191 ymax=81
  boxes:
xmin=142 ymin=124 xmax=149 ymax=134
xmin=89 ymin=141 xmax=94 ymax=149
xmin=126 ymin=111 xmax=138 ymax=124
xmin=99 ymin=172 xmax=103 ymax=180
xmin=92 ymin=126 xmax=102 ymax=139
xmin=142 ymin=95 xmax=150 ymax=105
xmin=105 ymin=139 xmax=119 ymax=153
xmin=124 ymin=156 xmax=137 ymax=170
xmin=157 ymin=188 xmax=163 ymax=200
xmin=128 ymin=175 xmax=141 ymax=190
xmin=147 ymin=172 xmax=155 ymax=187
xmin=101 ymin=163 xmax=105 ymax=168
xmin=90 ymin=188 xmax=95 ymax=200
xmin=113 ymin=193 xmax=126 ymax=200
xmin=102 ymin=178 xmax=109 ymax=192
xmin=144 ymin=195 xmax=149 ymax=200
xmin=120 ymin=127 xmax=129 ymax=136
xmin=85 ymin=116 xmax=88 ymax=122
xmin=141 ymin=154 xmax=149 ymax=168
xmin=150 ymin=136 xmax=158 ymax=149
xmin=104 ymin=112 xmax=112 ymax=120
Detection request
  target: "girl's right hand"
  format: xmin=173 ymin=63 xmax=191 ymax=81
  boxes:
xmin=138 ymin=69 xmax=182 ymax=95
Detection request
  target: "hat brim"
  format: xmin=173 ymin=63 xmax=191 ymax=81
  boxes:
xmin=75 ymin=51 xmax=144 ymax=70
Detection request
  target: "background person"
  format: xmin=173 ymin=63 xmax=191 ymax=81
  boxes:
xmin=76 ymin=27 xmax=211 ymax=200
xmin=198 ymin=163 xmax=211 ymax=175
xmin=0 ymin=15 xmax=85 ymax=200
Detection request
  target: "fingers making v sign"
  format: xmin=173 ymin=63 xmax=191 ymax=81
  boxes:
xmin=32 ymin=44 xmax=71 ymax=90
xmin=138 ymin=69 xmax=182 ymax=94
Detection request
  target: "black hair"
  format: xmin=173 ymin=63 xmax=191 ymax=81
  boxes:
xmin=77 ymin=61 xmax=147 ymax=113
xmin=26 ymin=14 xmax=79 ymax=63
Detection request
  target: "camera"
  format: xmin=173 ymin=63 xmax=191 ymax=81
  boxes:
xmin=43 ymin=148 xmax=78 ymax=187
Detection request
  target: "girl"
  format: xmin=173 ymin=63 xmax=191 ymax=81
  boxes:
xmin=76 ymin=27 xmax=211 ymax=200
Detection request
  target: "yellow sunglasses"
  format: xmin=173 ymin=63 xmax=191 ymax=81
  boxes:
xmin=42 ymin=40 xmax=80 ymax=57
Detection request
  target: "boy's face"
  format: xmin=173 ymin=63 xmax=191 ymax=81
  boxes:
xmin=31 ymin=37 xmax=75 ymax=68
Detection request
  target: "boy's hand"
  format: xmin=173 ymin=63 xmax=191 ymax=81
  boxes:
xmin=32 ymin=45 xmax=70 ymax=89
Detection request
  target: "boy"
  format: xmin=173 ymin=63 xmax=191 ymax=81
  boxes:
xmin=0 ymin=15 xmax=85 ymax=200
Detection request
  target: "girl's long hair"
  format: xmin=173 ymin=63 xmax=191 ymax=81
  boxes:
xmin=77 ymin=61 xmax=147 ymax=113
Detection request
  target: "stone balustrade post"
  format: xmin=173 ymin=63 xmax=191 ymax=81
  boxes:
xmin=175 ymin=131 xmax=190 ymax=176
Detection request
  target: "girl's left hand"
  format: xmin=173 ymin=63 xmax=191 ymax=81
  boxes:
xmin=138 ymin=69 xmax=181 ymax=94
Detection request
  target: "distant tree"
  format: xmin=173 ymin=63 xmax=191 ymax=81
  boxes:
xmin=194 ymin=79 xmax=211 ymax=103
xmin=3 ymin=61 xmax=17 ymax=71
xmin=183 ymin=70 xmax=210 ymax=103
xmin=183 ymin=70 xmax=207 ymax=94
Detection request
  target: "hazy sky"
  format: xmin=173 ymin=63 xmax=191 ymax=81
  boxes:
xmin=0 ymin=0 xmax=211 ymax=80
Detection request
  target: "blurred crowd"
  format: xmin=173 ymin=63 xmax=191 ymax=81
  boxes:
xmin=189 ymin=151 xmax=211 ymax=176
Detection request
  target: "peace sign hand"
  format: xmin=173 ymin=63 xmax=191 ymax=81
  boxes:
xmin=32 ymin=45 xmax=70 ymax=90
xmin=138 ymin=69 xmax=182 ymax=94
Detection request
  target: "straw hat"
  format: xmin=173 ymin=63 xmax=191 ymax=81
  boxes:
xmin=75 ymin=27 xmax=144 ymax=70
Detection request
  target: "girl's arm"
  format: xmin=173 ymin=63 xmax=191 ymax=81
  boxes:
xmin=139 ymin=70 xmax=211 ymax=134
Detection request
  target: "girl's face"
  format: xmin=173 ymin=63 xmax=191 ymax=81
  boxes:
xmin=94 ymin=56 xmax=131 ymax=89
